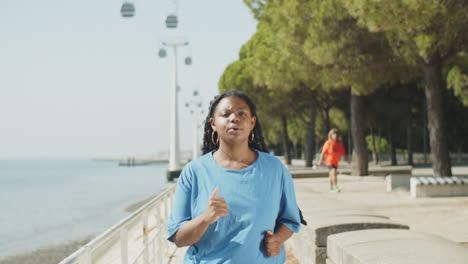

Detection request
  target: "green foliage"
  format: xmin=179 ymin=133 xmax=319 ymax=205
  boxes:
xmin=329 ymin=108 xmax=349 ymax=133
xmin=366 ymin=135 xmax=390 ymax=153
xmin=225 ymin=0 xmax=468 ymax=156
xmin=218 ymin=60 xmax=254 ymax=92
xmin=447 ymin=66 xmax=468 ymax=106
xmin=341 ymin=0 xmax=468 ymax=64
xmin=288 ymin=116 xmax=306 ymax=144
xmin=447 ymin=53 xmax=468 ymax=106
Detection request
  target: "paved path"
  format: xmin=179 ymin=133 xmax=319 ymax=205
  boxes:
xmin=294 ymin=165 xmax=468 ymax=245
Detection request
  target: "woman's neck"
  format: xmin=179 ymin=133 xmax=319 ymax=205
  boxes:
xmin=213 ymin=144 xmax=257 ymax=170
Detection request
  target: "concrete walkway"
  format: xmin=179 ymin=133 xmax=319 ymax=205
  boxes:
xmin=294 ymin=165 xmax=468 ymax=245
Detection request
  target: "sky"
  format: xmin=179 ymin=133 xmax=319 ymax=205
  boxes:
xmin=0 ymin=0 xmax=258 ymax=158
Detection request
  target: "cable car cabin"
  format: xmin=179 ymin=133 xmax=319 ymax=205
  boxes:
xmin=121 ymin=2 xmax=135 ymax=17
xmin=165 ymin=14 xmax=178 ymax=28
xmin=158 ymin=48 xmax=167 ymax=58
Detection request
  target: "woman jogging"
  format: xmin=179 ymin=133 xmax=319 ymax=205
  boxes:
xmin=166 ymin=90 xmax=301 ymax=263
xmin=317 ymin=128 xmax=349 ymax=192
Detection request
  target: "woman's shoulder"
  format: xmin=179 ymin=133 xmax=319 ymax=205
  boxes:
xmin=256 ymin=151 xmax=286 ymax=168
xmin=186 ymin=152 xmax=213 ymax=169
xmin=178 ymin=153 xmax=213 ymax=184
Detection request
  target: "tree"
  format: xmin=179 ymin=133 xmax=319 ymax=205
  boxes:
xmin=342 ymin=0 xmax=468 ymax=176
xmin=289 ymin=0 xmax=410 ymax=175
xmin=243 ymin=0 xmax=418 ymax=174
xmin=218 ymin=34 xmax=304 ymax=165
xmin=237 ymin=5 xmax=325 ymax=167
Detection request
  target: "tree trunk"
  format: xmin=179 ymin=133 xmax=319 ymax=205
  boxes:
xmin=457 ymin=146 xmax=462 ymax=164
xmin=377 ymin=126 xmax=381 ymax=163
xmin=370 ymin=127 xmax=378 ymax=165
xmin=424 ymin=53 xmax=452 ymax=176
xmin=423 ymin=99 xmax=428 ymax=164
xmin=391 ymin=143 xmax=397 ymax=166
xmin=281 ymin=115 xmax=292 ymax=165
xmin=292 ymin=143 xmax=298 ymax=159
xmin=351 ymin=90 xmax=368 ymax=176
xmin=296 ymin=143 xmax=302 ymax=159
xmin=324 ymin=107 xmax=331 ymax=135
xmin=407 ymin=115 xmax=413 ymax=165
xmin=304 ymin=91 xmax=317 ymax=167
xmin=388 ymin=121 xmax=397 ymax=165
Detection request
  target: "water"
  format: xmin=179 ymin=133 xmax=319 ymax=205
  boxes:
xmin=0 ymin=159 xmax=169 ymax=257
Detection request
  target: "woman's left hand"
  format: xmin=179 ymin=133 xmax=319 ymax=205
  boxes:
xmin=264 ymin=230 xmax=281 ymax=256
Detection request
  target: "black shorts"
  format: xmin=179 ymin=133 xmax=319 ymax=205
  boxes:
xmin=327 ymin=165 xmax=338 ymax=170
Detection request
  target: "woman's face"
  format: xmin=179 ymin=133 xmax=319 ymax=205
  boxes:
xmin=331 ymin=133 xmax=338 ymax=141
xmin=210 ymin=96 xmax=256 ymax=146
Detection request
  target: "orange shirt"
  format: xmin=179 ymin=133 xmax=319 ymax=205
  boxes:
xmin=322 ymin=139 xmax=345 ymax=167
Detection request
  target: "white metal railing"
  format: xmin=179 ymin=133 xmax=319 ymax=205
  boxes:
xmin=58 ymin=185 xmax=177 ymax=264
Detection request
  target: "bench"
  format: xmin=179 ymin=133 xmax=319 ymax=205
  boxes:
xmin=327 ymin=229 xmax=468 ymax=264
xmin=386 ymin=174 xmax=411 ymax=192
xmin=286 ymin=193 xmax=408 ymax=264
xmin=289 ymin=166 xmax=412 ymax=179
xmin=410 ymin=176 xmax=468 ymax=198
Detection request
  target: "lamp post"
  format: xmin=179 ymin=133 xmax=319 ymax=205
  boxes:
xmin=159 ymin=40 xmax=190 ymax=175
xmin=121 ymin=2 xmax=191 ymax=180
xmin=185 ymin=90 xmax=203 ymax=160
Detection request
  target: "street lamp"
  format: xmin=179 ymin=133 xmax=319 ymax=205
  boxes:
xmin=120 ymin=1 xmax=190 ymax=180
xmin=158 ymin=39 xmax=191 ymax=177
xmin=185 ymin=90 xmax=204 ymax=160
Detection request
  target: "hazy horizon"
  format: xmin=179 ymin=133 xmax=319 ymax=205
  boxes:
xmin=1 ymin=0 xmax=257 ymax=159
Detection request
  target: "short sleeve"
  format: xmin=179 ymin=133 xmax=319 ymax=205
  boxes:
xmin=339 ymin=142 xmax=345 ymax=155
xmin=166 ymin=165 xmax=193 ymax=242
xmin=277 ymin=165 xmax=301 ymax=233
xmin=322 ymin=141 xmax=330 ymax=154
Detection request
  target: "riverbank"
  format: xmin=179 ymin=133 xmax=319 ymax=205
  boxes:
xmin=0 ymin=236 xmax=92 ymax=264
xmin=0 ymin=159 xmax=169 ymax=263
xmin=0 ymin=194 xmax=160 ymax=264
xmin=123 ymin=194 xmax=157 ymax=213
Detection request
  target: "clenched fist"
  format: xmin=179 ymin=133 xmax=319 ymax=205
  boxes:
xmin=203 ymin=186 xmax=228 ymax=224
xmin=264 ymin=230 xmax=281 ymax=256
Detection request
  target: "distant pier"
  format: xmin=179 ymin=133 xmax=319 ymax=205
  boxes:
xmin=93 ymin=154 xmax=191 ymax=167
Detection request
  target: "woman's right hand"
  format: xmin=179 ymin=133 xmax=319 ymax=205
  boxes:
xmin=203 ymin=186 xmax=228 ymax=224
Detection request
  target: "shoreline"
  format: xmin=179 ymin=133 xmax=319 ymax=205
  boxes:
xmin=0 ymin=235 xmax=93 ymax=264
xmin=123 ymin=194 xmax=158 ymax=213
xmin=0 ymin=193 xmax=161 ymax=264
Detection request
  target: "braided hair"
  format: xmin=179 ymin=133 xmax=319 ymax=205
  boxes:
xmin=202 ymin=90 xmax=268 ymax=154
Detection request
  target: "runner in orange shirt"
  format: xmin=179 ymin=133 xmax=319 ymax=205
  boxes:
xmin=317 ymin=128 xmax=349 ymax=192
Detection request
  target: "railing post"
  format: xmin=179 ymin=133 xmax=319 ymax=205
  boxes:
xmin=154 ymin=201 xmax=165 ymax=263
xmin=57 ymin=186 xmax=177 ymax=264
xmin=165 ymin=193 xmax=170 ymax=218
xmin=121 ymin=228 xmax=128 ymax=264
xmin=164 ymin=193 xmax=171 ymax=258
xmin=143 ymin=213 xmax=149 ymax=264
xmin=83 ymin=245 xmax=92 ymax=264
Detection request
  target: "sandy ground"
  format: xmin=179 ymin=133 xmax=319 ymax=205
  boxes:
xmin=0 ymin=236 xmax=92 ymax=264
xmin=0 ymin=195 xmax=156 ymax=264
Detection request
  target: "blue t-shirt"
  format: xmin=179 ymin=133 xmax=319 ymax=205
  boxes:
xmin=166 ymin=149 xmax=301 ymax=264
